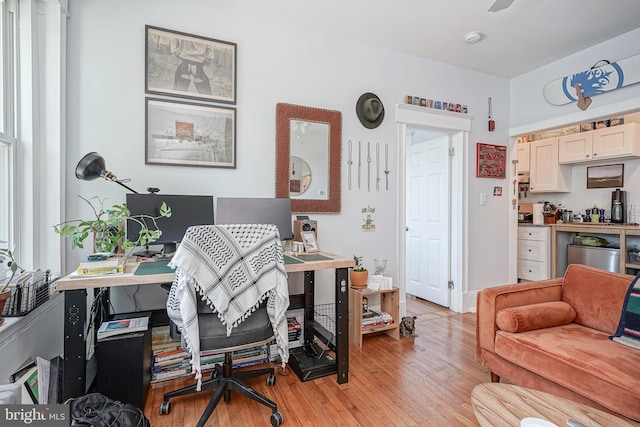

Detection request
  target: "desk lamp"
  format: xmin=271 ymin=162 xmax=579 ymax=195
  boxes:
xmin=75 ymin=152 xmax=160 ymax=194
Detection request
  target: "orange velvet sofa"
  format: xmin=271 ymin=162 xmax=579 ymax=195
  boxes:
xmin=476 ymin=264 xmax=640 ymax=422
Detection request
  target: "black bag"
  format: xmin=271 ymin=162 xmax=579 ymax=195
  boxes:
xmin=69 ymin=392 xmax=150 ymax=427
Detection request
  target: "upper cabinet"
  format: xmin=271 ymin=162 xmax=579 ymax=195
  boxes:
xmin=558 ymin=122 xmax=640 ymax=164
xmin=517 ymin=143 xmax=530 ymax=173
xmin=558 ymin=132 xmax=593 ymax=163
xmin=529 ymin=137 xmax=572 ymax=193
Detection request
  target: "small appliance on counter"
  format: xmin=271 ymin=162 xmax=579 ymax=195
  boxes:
xmin=611 ymin=188 xmax=626 ymax=223
xmin=518 ymin=203 xmax=534 ymax=224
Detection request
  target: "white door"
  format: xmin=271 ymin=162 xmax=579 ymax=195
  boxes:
xmin=405 ymin=134 xmax=451 ymax=307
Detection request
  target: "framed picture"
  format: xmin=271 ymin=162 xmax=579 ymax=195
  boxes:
xmin=301 ymin=231 xmax=319 ymax=253
xmin=476 ymin=143 xmax=507 ymax=178
xmin=145 ymin=98 xmax=236 ymax=168
xmin=587 ymin=164 xmax=624 ymax=189
xmin=145 ymin=25 xmax=236 ymax=104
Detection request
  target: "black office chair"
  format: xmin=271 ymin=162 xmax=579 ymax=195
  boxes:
xmin=159 ymin=298 xmax=283 ymax=427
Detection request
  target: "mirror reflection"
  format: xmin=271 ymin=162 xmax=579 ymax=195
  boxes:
xmin=289 ymin=121 xmax=329 ymax=199
xmin=276 ymin=103 xmax=342 ymax=213
xmin=289 ymin=155 xmax=312 ymax=196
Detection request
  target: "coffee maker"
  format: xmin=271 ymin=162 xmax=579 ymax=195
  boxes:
xmin=611 ymin=188 xmax=627 ymax=223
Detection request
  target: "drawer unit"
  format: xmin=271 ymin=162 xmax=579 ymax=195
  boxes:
xmin=517 ymin=240 xmax=548 ymax=262
xmin=517 ymin=259 xmax=548 ymax=282
xmin=518 ymin=227 xmax=548 ymax=242
xmin=517 ymin=226 xmax=551 ymax=281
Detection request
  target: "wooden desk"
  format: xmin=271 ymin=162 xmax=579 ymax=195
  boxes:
xmin=56 ymin=251 xmax=353 ymax=401
xmin=471 ymin=383 xmax=637 ymax=427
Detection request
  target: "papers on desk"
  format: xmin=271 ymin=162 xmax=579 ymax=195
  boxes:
xmin=67 ymin=270 xmax=124 ymax=279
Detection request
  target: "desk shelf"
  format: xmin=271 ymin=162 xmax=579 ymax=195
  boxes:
xmin=349 ymin=287 xmax=400 ymax=348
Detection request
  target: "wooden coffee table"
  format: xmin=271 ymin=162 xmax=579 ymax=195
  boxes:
xmin=471 ymin=383 xmax=638 ymax=427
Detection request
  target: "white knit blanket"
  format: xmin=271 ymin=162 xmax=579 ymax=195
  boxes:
xmin=167 ymin=224 xmax=289 ymax=390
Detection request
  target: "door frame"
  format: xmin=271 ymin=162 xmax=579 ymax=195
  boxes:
xmin=396 ymin=104 xmax=472 ymax=314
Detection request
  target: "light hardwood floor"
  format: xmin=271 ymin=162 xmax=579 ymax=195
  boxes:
xmin=144 ymin=296 xmax=487 ymax=426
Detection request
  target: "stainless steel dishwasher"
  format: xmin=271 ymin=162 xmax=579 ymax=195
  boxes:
xmin=567 ymin=244 xmax=620 ymax=272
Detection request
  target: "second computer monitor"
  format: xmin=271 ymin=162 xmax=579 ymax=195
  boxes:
xmin=216 ymin=197 xmax=293 ymax=240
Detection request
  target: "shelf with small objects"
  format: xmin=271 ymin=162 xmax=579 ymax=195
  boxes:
xmin=349 ymin=286 xmax=399 ymax=348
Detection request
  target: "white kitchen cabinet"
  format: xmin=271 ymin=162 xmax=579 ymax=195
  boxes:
xmin=517 ymin=143 xmax=530 ymax=173
xmin=558 ymin=132 xmax=593 ymax=163
xmin=517 ymin=226 xmax=551 ymax=281
xmin=592 ymin=122 xmax=640 ymax=160
xmin=529 ymin=137 xmax=571 ymax=193
xmin=558 ymin=122 xmax=640 ymax=164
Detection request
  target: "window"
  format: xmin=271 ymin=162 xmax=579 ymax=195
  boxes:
xmin=0 ymin=0 xmax=16 ymax=249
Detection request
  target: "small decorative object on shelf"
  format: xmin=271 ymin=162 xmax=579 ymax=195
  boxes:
xmin=374 ymin=258 xmax=387 ymax=276
xmin=405 ymin=95 xmax=468 ymax=114
xmin=349 ymin=255 xmax=368 ymax=289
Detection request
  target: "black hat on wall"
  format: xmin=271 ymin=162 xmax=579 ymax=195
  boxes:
xmin=356 ymin=93 xmax=385 ymax=129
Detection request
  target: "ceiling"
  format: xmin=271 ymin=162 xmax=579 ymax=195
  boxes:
xmin=211 ymin=0 xmax=640 ymax=78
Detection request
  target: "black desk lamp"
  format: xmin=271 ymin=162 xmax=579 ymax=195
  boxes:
xmin=75 ymin=152 xmax=160 ymax=194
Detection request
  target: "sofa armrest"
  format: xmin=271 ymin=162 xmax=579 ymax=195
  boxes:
xmin=476 ymin=278 xmax=563 ymax=359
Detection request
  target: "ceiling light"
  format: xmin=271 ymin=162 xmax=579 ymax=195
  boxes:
xmin=464 ymin=31 xmax=483 ymax=44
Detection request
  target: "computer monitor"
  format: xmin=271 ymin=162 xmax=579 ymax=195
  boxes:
xmin=125 ymin=193 xmax=214 ymax=256
xmin=216 ymin=197 xmax=293 ymax=240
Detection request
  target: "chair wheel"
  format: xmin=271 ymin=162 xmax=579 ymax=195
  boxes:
xmin=270 ymin=411 xmax=283 ymax=426
xmin=267 ymin=373 xmax=276 ymax=386
xmin=159 ymin=401 xmax=171 ymax=415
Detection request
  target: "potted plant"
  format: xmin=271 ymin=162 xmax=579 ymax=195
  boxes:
xmin=0 ymin=248 xmax=23 ymax=320
xmin=53 ymin=195 xmax=172 ymax=254
xmin=349 ymin=255 xmax=368 ymax=289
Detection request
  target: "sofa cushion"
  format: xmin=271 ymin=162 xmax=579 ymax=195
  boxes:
xmin=610 ymin=272 xmax=640 ymax=350
xmin=561 ymin=264 xmax=633 ymax=334
xmin=495 ymin=323 xmax=640 ymax=417
xmin=496 ymin=301 xmax=576 ymax=333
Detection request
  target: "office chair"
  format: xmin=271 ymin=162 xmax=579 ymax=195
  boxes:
xmin=160 ymin=298 xmax=284 ymax=426
xmin=160 ymin=224 xmax=289 ymax=427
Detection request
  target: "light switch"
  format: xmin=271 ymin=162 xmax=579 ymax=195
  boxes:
xmin=480 ymin=193 xmax=487 ymax=205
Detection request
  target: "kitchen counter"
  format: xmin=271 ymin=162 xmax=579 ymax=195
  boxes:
xmin=550 ymin=223 xmax=640 ymax=277
xmin=518 ymin=223 xmax=551 ymax=227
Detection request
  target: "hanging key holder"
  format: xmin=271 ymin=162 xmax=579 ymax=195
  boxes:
xmin=347 ymin=140 xmax=353 ymax=191
xmin=384 ymin=144 xmax=390 ymax=191
xmin=488 ymin=97 xmax=495 ymax=132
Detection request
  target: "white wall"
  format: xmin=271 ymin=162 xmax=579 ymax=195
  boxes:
xmin=64 ymin=0 xmax=510 ymax=312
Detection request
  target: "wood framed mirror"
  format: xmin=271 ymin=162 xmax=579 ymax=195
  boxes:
xmin=276 ymin=103 xmax=342 ymax=213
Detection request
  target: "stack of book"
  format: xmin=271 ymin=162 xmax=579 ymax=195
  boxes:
xmin=288 ymin=316 xmax=302 ymax=344
xmin=270 ymin=316 xmax=303 ymax=361
xmin=76 ymin=256 xmax=126 ymax=276
xmin=361 ymin=310 xmax=394 ymax=330
xmin=151 ymin=328 xmax=270 ymax=383
xmin=151 ymin=328 xmax=183 ymax=383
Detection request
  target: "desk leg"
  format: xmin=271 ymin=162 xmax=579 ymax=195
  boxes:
xmin=63 ymin=289 xmax=87 ymax=401
xmin=335 ymin=267 xmax=349 ymax=384
xmin=303 ymin=271 xmax=315 ymax=349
